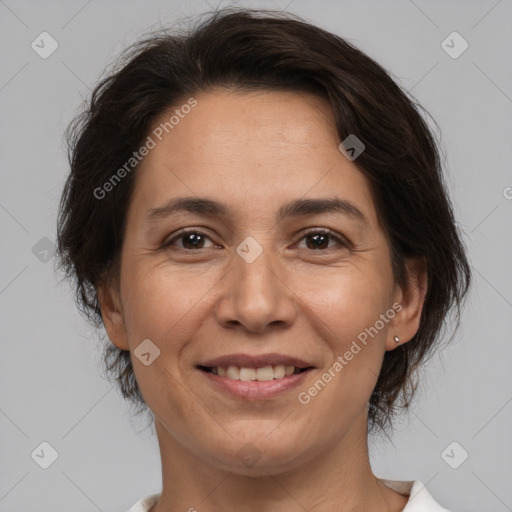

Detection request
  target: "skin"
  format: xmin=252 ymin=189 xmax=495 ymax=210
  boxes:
xmin=97 ymin=89 xmax=427 ymax=512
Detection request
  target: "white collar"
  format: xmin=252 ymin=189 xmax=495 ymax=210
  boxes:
xmin=378 ymin=479 xmax=451 ymax=511
xmin=128 ymin=479 xmax=451 ymax=511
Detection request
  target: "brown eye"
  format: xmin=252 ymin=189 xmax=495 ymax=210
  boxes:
xmin=161 ymin=229 xmax=216 ymax=250
xmin=297 ymin=229 xmax=348 ymax=251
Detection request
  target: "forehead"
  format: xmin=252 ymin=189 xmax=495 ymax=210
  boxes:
xmin=146 ymin=88 xmax=340 ymax=161
xmin=128 ymin=89 xmax=378 ymax=228
xmin=184 ymin=88 xmax=337 ymax=140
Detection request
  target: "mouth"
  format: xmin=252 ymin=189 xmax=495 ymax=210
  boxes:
xmin=195 ymin=353 xmax=316 ymax=400
xmin=197 ymin=364 xmax=313 ymax=381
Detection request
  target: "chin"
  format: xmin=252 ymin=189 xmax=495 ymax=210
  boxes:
xmin=203 ymin=432 xmax=316 ymax=477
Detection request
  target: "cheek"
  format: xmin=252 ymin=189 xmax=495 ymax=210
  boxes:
xmin=298 ymin=261 xmax=393 ymax=344
xmin=119 ymin=263 xmax=213 ymax=419
xmin=121 ymin=262 xmax=221 ymax=343
xmin=295 ymin=265 xmax=393 ymax=405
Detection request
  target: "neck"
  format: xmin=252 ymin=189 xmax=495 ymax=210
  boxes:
xmin=149 ymin=411 xmax=407 ymax=512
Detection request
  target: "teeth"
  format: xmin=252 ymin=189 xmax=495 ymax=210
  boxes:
xmin=226 ymin=366 xmax=240 ymax=380
xmin=273 ymin=365 xmax=285 ymax=379
xmin=239 ymin=367 xmax=256 ymax=381
xmin=210 ymin=364 xmax=305 ymax=381
xmin=256 ymin=366 xmax=274 ymax=381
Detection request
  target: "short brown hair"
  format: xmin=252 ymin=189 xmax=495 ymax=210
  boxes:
xmin=56 ymin=7 xmax=471 ymax=434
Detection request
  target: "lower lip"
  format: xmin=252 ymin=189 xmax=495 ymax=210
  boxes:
xmin=198 ymin=368 xmax=314 ymax=400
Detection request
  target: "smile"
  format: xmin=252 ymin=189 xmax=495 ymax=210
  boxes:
xmin=199 ymin=364 xmax=310 ymax=381
xmin=197 ymin=365 xmax=315 ymax=400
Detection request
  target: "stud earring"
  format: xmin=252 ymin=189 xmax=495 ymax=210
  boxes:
xmin=393 ymin=336 xmax=400 ymax=344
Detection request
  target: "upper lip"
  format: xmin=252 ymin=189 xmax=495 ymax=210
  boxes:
xmin=198 ymin=353 xmax=314 ymax=369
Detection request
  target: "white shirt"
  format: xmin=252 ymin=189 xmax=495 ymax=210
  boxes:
xmin=127 ymin=478 xmax=451 ymax=511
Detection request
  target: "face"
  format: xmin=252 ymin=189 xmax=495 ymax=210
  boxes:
xmin=98 ymin=89 xmax=425 ymax=475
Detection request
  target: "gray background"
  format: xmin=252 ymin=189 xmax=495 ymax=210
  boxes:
xmin=1 ymin=0 xmax=511 ymax=511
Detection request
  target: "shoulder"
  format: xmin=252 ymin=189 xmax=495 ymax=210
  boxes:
xmin=378 ymin=478 xmax=452 ymax=511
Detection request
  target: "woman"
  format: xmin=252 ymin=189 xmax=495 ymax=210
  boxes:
xmin=56 ymin=8 xmax=471 ymax=512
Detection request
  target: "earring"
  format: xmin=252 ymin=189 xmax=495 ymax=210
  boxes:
xmin=393 ymin=336 xmax=400 ymax=344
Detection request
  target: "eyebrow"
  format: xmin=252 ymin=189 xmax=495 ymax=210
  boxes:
xmin=146 ymin=196 xmax=370 ymax=226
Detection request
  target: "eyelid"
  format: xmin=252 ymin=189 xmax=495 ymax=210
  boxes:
xmin=161 ymin=227 xmax=217 ymax=249
xmin=161 ymin=226 xmax=351 ymax=251
xmin=297 ymin=227 xmax=351 ymax=249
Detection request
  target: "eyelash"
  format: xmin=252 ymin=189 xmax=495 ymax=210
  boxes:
xmin=161 ymin=227 xmax=350 ymax=252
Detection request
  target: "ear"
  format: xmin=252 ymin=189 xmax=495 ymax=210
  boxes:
xmin=96 ymin=279 xmax=130 ymax=351
xmin=386 ymin=256 xmax=428 ymax=351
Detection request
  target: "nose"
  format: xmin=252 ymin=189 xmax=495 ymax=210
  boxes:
xmin=214 ymin=243 xmax=298 ymax=333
